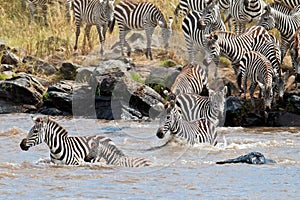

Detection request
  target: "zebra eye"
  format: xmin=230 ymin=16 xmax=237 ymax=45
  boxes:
xmin=33 ymin=129 xmax=39 ymax=134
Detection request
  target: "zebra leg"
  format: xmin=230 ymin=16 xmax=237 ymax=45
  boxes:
xmin=145 ymin=28 xmax=154 ymax=60
xmin=249 ymin=82 xmax=257 ymax=108
xmin=119 ymin=29 xmax=131 ymax=57
xmin=42 ymin=4 xmax=48 ymax=26
xmin=84 ymin=24 xmax=92 ymax=50
xmin=21 ymin=0 xmax=26 ymax=10
xmin=96 ymin=24 xmax=105 ymax=57
xmin=28 ymin=2 xmax=36 ymax=24
xmin=74 ymin=20 xmax=81 ymax=51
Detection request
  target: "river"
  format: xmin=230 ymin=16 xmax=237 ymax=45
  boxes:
xmin=0 ymin=113 xmax=299 ymax=199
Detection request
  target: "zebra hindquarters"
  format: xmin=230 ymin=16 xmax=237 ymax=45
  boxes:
xmin=118 ymin=156 xmax=152 ymax=168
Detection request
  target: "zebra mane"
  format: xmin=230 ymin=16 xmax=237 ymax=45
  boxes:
xmin=47 ymin=117 xmax=69 ymax=136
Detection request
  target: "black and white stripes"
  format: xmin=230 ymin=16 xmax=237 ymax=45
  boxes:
xmin=20 ymin=116 xmax=151 ymax=167
xmin=73 ymin=0 xmax=114 ymax=56
xmin=112 ymin=1 xmax=172 ymax=60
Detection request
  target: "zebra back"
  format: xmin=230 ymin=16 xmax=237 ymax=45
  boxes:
xmin=174 ymin=0 xmax=208 ymax=17
xmin=170 ymin=63 xmax=208 ymax=95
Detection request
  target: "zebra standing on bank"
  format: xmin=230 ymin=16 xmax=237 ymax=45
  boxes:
xmin=20 ymin=116 xmax=151 ymax=167
xmin=182 ymin=1 xmax=226 ymax=64
xmin=258 ymin=4 xmax=300 ymax=61
xmin=229 ymin=0 xmax=266 ymax=34
xmin=173 ymin=86 xmax=228 ymax=126
xmin=170 ymin=63 xmax=208 ymax=95
xmin=73 ymin=0 xmax=114 ymax=57
xmin=239 ymin=51 xmax=275 ymax=117
xmin=173 ymin=0 xmax=208 ymax=18
xmin=290 ymin=27 xmax=300 ymax=86
xmin=156 ymin=100 xmax=218 ymax=146
xmin=111 ymin=1 xmax=172 ymax=60
xmin=203 ymin=27 xmax=283 ymax=96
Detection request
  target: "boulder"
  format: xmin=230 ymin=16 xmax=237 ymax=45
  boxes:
xmin=60 ymin=62 xmax=80 ymax=80
xmin=1 ymin=51 xmax=20 ymax=65
xmin=0 ymin=73 xmax=46 ymax=113
xmin=22 ymin=56 xmax=57 ymax=75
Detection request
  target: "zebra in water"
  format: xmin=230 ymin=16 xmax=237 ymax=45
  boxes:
xmin=173 ymin=86 xmax=228 ymax=126
xmin=258 ymin=4 xmax=300 ymax=61
xmin=156 ymin=100 xmax=217 ymax=146
xmin=20 ymin=116 xmax=151 ymax=167
xmin=73 ymin=0 xmax=114 ymax=57
xmin=182 ymin=1 xmax=225 ymax=64
xmin=111 ymin=1 xmax=172 ymax=60
xmin=228 ymin=0 xmax=266 ymax=34
xmin=170 ymin=63 xmax=208 ymax=96
xmin=203 ymin=27 xmax=283 ymax=97
xmin=239 ymin=51 xmax=275 ymax=117
xmin=25 ymin=0 xmax=74 ymax=25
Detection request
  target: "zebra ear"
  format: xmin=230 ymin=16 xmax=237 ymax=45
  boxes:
xmin=168 ymin=17 xmax=173 ymax=29
xmin=222 ymin=86 xmax=228 ymax=96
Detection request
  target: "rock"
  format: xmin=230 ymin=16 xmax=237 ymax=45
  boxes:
xmin=145 ymin=66 xmax=180 ymax=94
xmin=22 ymin=56 xmax=57 ymax=75
xmin=0 ymin=64 xmax=16 ymax=72
xmin=1 ymin=71 xmax=15 ymax=79
xmin=242 ymin=112 xmax=265 ymax=127
xmin=60 ymin=62 xmax=80 ymax=80
xmin=43 ymin=81 xmax=73 ymax=115
xmin=290 ymin=94 xmax=300 ymax=112
xmin=224 ymin=96 xmax=243 ymax=127
xmin=1 ymin=51 xmax=20 ymax=65
xmin=0 ymin=73 xmax=46 ymax=113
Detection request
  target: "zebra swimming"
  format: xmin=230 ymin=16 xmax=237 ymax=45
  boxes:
xmin=20 ymin=116 xmax=151 ymax=167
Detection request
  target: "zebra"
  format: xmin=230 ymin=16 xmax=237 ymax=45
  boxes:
xmin=203 ymin=27 xmax=283 ymax=97
xmin=173 ymin=86 xmax=228 ymax=126
xmin=274 ymin=0 xmax=300 ymax=9
xmin=20 ymin=116 xmax=151 ymax=167
xmin=170 ymin=63 xmax=208 ymax=95
xmin=228 ymin=0 xmax=266 ymax=34
xmin=182 ymin=1 xmax=225 ymax=64
xmin=25 ymin=0 xmax=74 ymax=25
xmin=111 ymin=1 xmax=173 ymax=60
xmin=156 ymin=100 xmax=217 ymax=146
xmin=239 ymin=51 xmax=275 ymax=117
xmin=290 ymin=27 xmax=300 ymax=86
xmin=258 ymin=4 xmax=300 ymax=61
xmin=219 ymin=0 xmax=233 ymax=31
xmin=172 ymin=0 xmax=208 ymax=18
xmin=73 ymin=0 xmax=114 ymax=57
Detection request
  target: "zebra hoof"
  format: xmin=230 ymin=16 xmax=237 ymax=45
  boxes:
xmin=156 ymin=129 xmax=165 ymax=139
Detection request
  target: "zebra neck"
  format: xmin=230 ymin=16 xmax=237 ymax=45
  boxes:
xmin=44 ymin=121 xmax=68 ymax=153
xmin=272 ymin=8 xmax=299 ymax=39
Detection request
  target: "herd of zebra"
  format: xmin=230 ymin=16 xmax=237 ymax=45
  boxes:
xmin=19 ymin=0 xmax=300 ymax=167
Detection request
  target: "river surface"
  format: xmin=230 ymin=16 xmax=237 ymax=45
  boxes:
xmin=0 ymin=113 xmax=299 ymax=199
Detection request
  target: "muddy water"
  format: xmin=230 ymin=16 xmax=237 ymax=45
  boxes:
xmin=0 ymin=113 xmax=299 ymax=199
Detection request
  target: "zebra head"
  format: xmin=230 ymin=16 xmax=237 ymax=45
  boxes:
xmin=199 ymin=0 xmax=225 ymax=30
xmin=274 ymin=71 xmax=287 ymax=99
xmin=209 ymin=86 xmax=227 ymax=125
xmin=258 ymin=82 xmax=273 ymax=112
xmin=203 ymin=32 xmax=220 ymax=66
xmin=257 ymin=5 xmax=276 ymax=30
xmin=156 ymin=100 xmax=178 ymax=139
xmin=20 ymin=116 xmax=48 ymax=151
xmin=159 ymin=17 xmax=173 ymax=49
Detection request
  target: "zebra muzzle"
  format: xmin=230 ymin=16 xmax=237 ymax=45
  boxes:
xmin=20 ymin=139 xmax=30 ymax=151
xmin=156 ymin=128 xmax=166 ymax=139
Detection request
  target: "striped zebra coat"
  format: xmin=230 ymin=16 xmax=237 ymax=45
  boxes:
xmin=73 ymin=0 xmax=114 ymax=56
xmin=112 ymin=1 xmax=172 ymax=60
xmin=229 ymin=0 xmax=266 ymax=34
xmin=240 ymin=51 xmax=275 ymax=112
xmin=203 ymin=27 xmax=283 ymax=96
xmin=170 ymin=63 xmax=208 ymax=95
xmin=173 ymin=0 xmax=207 ymax=17
xmin=156 ymin=101 xmax=217 ymax=146
xmin=20 ymin=116 xmax=151 ymax=167
xmin=173 ymin=86 xmax=227 ymax=126
xmin=182 ymin=1 xmax=225 ymax=63
xmin=258 ymin=4 xmax=300 ymax=61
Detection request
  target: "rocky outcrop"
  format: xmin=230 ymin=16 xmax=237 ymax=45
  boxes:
xmin=0 ymin=73 xmax=46 ymax=113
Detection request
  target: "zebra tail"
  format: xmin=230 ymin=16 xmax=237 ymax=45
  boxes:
xmin=119 ymin=156 xmax=152 ymax=168
xmin=108 ymin=17 xmax=115 ymax=34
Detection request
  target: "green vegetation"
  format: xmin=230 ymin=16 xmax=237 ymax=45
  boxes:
xmin=0 ymin=73 xmax=8 ymax=80
xmin=130 ymin=72 xmax=143 ymax=83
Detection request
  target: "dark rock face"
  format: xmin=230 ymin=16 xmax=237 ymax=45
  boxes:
xmin=22 ymin=56 xmax=57 ymax=75
xmin=60 ymin=62 xmax=79 ymax=80
xmin=0 ymin=73 xmax=46 ymax=113
xmin=1 ymin=51 xmax=20 ymax=65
